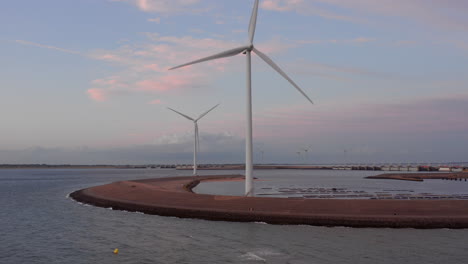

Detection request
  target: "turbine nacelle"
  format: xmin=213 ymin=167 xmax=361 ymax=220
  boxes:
xmin=243 ymin=48 xmax=253 ymax=54
xmin=243 ymin=44 xmax=254 ymax=54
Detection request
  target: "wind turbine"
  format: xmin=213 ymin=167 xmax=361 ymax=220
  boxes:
xmin=296 ymin=151 xmax=302 ymax=164
xmin=169 ymin=0 xmax=313 ymax=196
xmin=301 ymin=146 xmax=311 ymax=163
xmin=167 ymin=104 xmax=219 ymax=176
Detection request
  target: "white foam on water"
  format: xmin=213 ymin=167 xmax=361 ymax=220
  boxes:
xmin=254 ymin=221 xmax=268 ymax=225
xmin=241 ymin=252 xmax=266 ymax=262
xmin=256 ymin=249 xmax=282 ymax=257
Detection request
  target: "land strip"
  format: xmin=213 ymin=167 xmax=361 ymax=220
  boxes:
xmin=70 ymin=175 xmax=468 ymax=228
xmin=367 ymin=173 xmax=468 ymax=182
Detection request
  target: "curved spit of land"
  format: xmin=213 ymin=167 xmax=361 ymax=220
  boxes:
xmin=366 ymin=172 xmax=468 ymax=182
xmin=70 ymin=175 xmax=468 ymax=229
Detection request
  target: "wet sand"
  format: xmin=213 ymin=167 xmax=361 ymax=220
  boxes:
xmin=70 ymin=175 xmax=468 ymax=228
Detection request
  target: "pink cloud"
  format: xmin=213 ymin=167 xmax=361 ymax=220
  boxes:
xmin=87 ymin=77 xmax=131 ymax=102
xmin=87 ymin=88 xmax=107 ymax=102
xmin=136 ymin=80 xmax=171 ymax=92
xmin=91 ymin=77 xmax=129 ymax=88
xmin=136 ymin=74 xmax=199 ymax=92
xmin=89 ymin=34 xmax=241 ymax=72
xmin=86 ymin=31 xmax=295 ymax=102
xmin=149 ymin=99 xmax=162 ymax=104
xmin=151 ymin=44 xmax=172 ymax=53
xmin=143 ymin=63 xmax=163 ymax=72
xmin=114 ymin=0 xmax=202 ymax=14
xmin=87 ymin=74 xmax=196 ymax=102
xmin=92 ymin=53 xmax=123 ymax=62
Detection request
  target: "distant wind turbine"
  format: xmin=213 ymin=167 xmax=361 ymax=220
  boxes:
xmin=301 ymin=146 xmax=310 ymax=163
xmin=169 ymin=0 xmax=313 ymax=196
xmin=167 ymin=104 xmax=219 ymax=176
xmin=296 ymin=151 xmax=302 ymax=164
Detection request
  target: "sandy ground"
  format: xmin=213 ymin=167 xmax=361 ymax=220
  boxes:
xmin=70 ymin=175 xmax=468 ymax=228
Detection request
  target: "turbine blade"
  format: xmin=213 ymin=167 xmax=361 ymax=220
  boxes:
xmin=196 ymin=103 xmax=220 ymax=121
xmin=167 ymin=107 xmax=194 ymax=121
xmin=248 ymin=0 xmax=259 ymax=44
xmin=252 ymin=47 xmax=314 ymax=104
xmin=169 ymin=45 xmax=250 ymax=70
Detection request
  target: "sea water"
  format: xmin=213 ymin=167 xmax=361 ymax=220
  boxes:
xmin=1 ymin=169 xmax=467 ymax=264
xmin=194 ymin=170 xmax=468 ymax=199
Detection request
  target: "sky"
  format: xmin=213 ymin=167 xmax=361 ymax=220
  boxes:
xmin=0 ymin=0 xmax=467 ymax=165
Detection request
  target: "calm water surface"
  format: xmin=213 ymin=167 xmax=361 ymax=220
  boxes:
xmin=195 ymin=170 xmax=468 ymax=198
xmin=1 ymin=169 xmax=467 ymax=264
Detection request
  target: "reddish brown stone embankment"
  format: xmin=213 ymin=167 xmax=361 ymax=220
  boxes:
xmin=70 ymin=175 xmax=468 ymax=229
xmin=366 ymin=173 xmax=468 ymax=182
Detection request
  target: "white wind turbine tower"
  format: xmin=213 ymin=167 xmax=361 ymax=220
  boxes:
xmin=296 ymin=151 xmax=303 ymax=164
xmin=302 ymin=146 xmax=311 ymax=164
xmin=167 ymin=104 xmax=219 ymax=176
xmin=169 ymin=0 xmax=313 ymax=196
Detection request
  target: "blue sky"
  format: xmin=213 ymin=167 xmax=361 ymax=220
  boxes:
xmin=0 ymin=0 xmax=467 ymax=164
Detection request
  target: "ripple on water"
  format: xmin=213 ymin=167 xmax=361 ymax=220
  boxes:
xmin=2 ymin=169 xmax=468 ymax=264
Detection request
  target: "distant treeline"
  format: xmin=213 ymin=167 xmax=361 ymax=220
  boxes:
xmin=0 ymin=164 xmax=168 ymax=169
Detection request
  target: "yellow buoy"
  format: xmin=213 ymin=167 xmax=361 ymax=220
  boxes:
xmin=113 ymin=248 xmax=119 ymax=254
